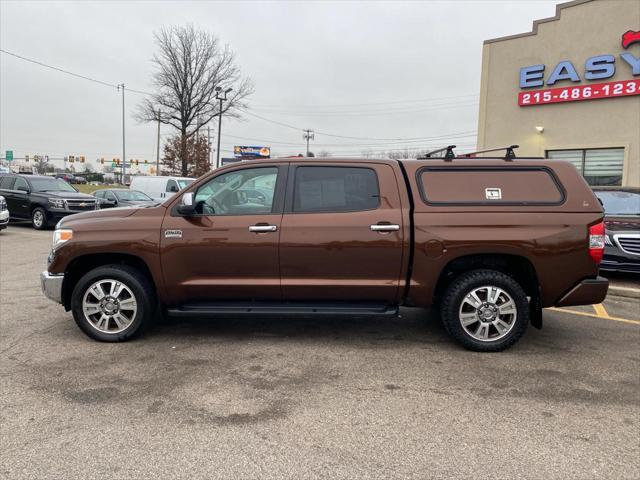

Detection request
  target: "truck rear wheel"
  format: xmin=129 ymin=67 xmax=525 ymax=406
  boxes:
xmin=440 ymin=269 xmax=529 ymax=352
xmin=70 ymin=265 xmax=155 ymax=342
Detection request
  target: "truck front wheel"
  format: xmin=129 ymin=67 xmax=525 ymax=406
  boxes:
xmin=440 ymin=269 xmax=529 ymax=352
xmin=70 ymin=265 xmax=155 ymax=342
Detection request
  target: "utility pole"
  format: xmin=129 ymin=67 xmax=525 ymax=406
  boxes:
xmin=117 ymin=83 xmax=126 ymax=184
xmin=156 ymin=110 xmax=161 ymax=176
xmin=207 ymin=125 xmax=212 ymax=170
xmin=215 ymin=86 xmax=233 ymax=169
xmin=303 ymin=129 xmax=315 ymax=157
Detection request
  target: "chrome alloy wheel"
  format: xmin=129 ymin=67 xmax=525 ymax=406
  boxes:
xmin=458 ymin=285 xmax=517 ymax=342
xmin=32 ymin=210 xmax=44 ymax=228
xmin=82 ymin=279 xmax=138 ymax=334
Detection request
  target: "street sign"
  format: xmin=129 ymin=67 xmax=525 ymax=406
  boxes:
xmin=5 ymin=150 xmax=13 ymax=161
xmin=112 ymin=162 xmax=131 ymax=168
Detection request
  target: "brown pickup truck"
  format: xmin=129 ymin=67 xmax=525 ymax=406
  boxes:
xmin=41 ymin=155 xmax=608 ymax=351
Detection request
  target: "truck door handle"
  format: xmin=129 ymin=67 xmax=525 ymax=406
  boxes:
xmin=370 ymin=223 xmax=400 ymax=232
xmin=249 ymin=224 xmax=278 ymax=233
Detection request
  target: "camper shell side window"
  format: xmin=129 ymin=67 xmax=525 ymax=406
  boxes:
xmin=417 ymin=166 xmax=566 ymax=206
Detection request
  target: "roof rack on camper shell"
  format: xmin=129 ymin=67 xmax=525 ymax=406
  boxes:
xmin=459 ymin=144 xmax=520 ymax=160
xmin=418 ymin=145 xmax=457 ymax=160
xmin=417 ymin=144 xmax=529 ymax=161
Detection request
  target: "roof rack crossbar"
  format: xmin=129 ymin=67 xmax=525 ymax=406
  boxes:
xmin=461 ymin=144 xmax=519 ymax=160
xmin=419 ymin=145 xmax=456 ymax=161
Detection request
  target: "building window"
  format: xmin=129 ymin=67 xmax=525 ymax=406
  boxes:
xmin=546 ymin=148 xmax=624 ymax=186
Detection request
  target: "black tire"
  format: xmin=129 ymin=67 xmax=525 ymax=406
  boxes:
xmin=31 ymin=207 xmax=48 ymax=230
xmin=440 ymin=269 xmax=529 ymax=352
xmin=71 ymin=264 xmax=155 ymax=342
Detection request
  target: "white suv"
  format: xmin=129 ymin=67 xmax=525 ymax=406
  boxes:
xmin=0 ymin=195 xmax=9 ymax=231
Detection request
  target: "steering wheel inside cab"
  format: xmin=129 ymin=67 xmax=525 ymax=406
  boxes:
xmin=196 ymin=198 xmax=221 ymax=215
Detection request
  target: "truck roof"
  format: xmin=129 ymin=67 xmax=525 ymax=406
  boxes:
xmin=232 ymin=156 xmax=556 ymax=168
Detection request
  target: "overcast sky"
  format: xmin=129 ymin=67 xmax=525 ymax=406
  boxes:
xmin=0 ymin=0 xmax=559 ymax=168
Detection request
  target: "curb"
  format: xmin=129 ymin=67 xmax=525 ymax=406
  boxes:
xmin=608 ymin=285 xmax=640 ymax=300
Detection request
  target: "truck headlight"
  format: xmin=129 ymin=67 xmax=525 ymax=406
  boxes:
xmin=48 ymin=198 xmax=66 ymax=209
xmin=53 ymin=229 xmax=73 ymax=248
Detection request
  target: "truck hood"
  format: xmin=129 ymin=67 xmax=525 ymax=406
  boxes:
xmin=57 ymin=205 xmax=142 ymax=228
xmin=34 ymin=191 xmax=95 ymax=200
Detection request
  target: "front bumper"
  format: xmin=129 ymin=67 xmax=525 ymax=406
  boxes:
xmin=41 ymin=271 xmax=64 ymax=304
xmin=0 ymin=209 xmax=9 ymax=227
xmin=555 ymin=276 xmax=609 ymax=307
xmin=600 ymin=259 xmax=640 ymax=273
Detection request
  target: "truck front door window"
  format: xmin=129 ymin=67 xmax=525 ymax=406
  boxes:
xmin=194 ymin=167 xmax=278 ymax=215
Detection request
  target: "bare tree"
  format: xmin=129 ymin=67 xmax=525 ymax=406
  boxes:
xmin=34 ymin=156 xmax=51 ymax=174
xmin=384 ymin=148 xmax=428 ymax=160
xmin=137 ymin=25 xmax=253 ymax=175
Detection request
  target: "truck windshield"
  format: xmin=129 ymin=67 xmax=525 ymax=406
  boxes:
xmin=29 ymin=177 xmax=78 ymax=193
xmin=595 ymin=191 xmax=640 ymax=216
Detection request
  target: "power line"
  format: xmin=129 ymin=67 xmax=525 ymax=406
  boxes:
xmin=0 ymin=49 xmax=117 ymax=88
xmin=0 ymin=49 xmax=153 ymax=96
xmin=219 ymin=132 xmax=477 ymax=149
xmin=251 ymin=93 xmax=479 ymax=109
xmin=250 ymin=100 xmax=479 ymax=116
xmin=243 ymin=109 xmax=477 ymax=142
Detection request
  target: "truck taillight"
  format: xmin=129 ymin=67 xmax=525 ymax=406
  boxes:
xmin=589 ymin=221 xmax=605 ymax=264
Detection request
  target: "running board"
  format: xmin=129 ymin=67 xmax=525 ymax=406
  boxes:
xmin=167 ymin=302 xmax=399 ymax=318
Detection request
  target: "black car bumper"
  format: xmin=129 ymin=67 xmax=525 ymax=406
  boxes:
xmin=600 ymin=259 xmax=640 ymax=273
xmin=602 ymin=237 xmax=640 ymax=273
xmin=45 ymin=208 xmax=96 ymax=226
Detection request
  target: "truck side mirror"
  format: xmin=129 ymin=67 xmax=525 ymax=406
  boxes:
xmin=177 ymin=192 xmax=195 ymax=216
xmin=169 ymin=185 xmax=179 ymax=193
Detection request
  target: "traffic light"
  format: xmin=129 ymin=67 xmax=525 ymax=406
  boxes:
xmin=25 ymin=155 xmax=30 ymax=162
xmin=100 ymin=158 xmax=104 ymax=164
xmin=144 ymin=159 xmax=148 ymax=164
xmin=135 ymin=159 xmax=139 ymax=166
xmin=80 ymin=156 xmax=85 ymax=163
xmin=69 ymin=155 xmax=75 ymax=163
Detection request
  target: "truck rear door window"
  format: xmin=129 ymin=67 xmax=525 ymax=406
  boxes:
xmin=293 ymin=166 xmax=379 ymax=213
xmin=418 ymin=167 xmax=564 ymax=205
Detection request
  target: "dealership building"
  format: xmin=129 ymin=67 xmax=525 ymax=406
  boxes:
xmin=477 ymin=0 xmax=640 ymax=187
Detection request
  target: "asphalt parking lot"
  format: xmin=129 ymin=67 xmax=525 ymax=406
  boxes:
xmin=1 ymin=225 xmax=639 ymax=479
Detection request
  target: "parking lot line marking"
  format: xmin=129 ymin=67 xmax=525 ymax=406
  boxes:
xmin=547 ymin=307 xmax=640 ymax=325
xmin=593 ymin=303 xmax=610 ymax=318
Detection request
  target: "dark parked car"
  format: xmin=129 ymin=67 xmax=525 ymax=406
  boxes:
xmin=55 ymin=173 xmax=77 ymax=184
xmin=0 ymin=174 xmax=97 ymax=229
xmin=93 ymin=188 xmax=157 ymax=209
xmin=593 ymin=187 xmax=640 ymax=273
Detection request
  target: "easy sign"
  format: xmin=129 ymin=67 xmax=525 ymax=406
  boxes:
xmin=518 ymin=30 xmax=640 ymax=106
